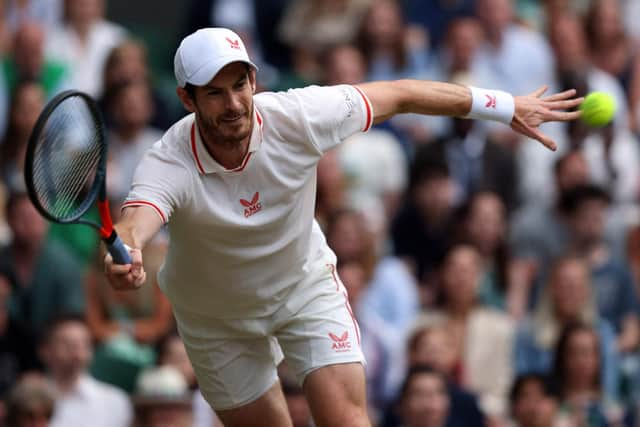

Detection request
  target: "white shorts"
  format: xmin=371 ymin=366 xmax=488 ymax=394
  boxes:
xmin=172 ymin=262 xmax=365 ymax=411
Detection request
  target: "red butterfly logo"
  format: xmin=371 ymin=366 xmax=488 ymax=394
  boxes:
xmin=240 ymin=192 xmax=261 ymax=217
xmin=485 ymin=94 xmax=497 ymax=108
xmin=328 ymin=331 xmax=351 ymax=351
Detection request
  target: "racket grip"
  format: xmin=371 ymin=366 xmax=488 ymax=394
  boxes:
xmin=106 ymin=234 xmax=132 ymax=265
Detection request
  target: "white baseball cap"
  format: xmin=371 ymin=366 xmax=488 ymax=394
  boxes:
xmin=174 ymin=28 xmax=258 ymax=88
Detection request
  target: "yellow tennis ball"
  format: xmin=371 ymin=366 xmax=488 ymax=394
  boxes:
xmin=579 ymin=92 xmax=616 ymax=127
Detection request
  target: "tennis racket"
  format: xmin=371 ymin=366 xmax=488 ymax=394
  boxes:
xmin=24 ymin=90 xmax=132 ymax=265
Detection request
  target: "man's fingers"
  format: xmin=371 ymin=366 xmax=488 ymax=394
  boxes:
xmin=108 ymin=264 xmax=133 ymax=275
xmin=547 ymin=110 xmax=582 ymax=121
xmin=543 ymin=89 xmax=577 ymax=102
xmin=545 ymin=97 xmax=584 ymax=110
xmin=530 ymin=85 xmax=549 ymax=98
xmin=512 ymin=115 xmax=557 ymax=151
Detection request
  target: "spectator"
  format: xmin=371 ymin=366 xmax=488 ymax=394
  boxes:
xmin=551 ymin=323 xmax=626 ymax=427
xmin=278 ymin=0 xmax=371 ymax=55
xmin=356 ymin=0 xmax=428 ymax=82
xmin=183 ymin=0 xmax=291 ymax=70
xmin=39 ymin=314 xmax=133 ymax=427
xmin=585 ymin=0 xmax=640 ymax=134
xmin=439 ymin=18 xmax=483 ymax=82
xmin=562 ymin=185 xmax=640 ymax=353
xmin=514 ymin=256 xmax=620 ymax=403
xmin=0 ymin=274 xmax=39 ymax=397
xmin=5 ymin=374 xmax=56 ymax=427
xmin=1 ymin=21 xmax=69 ymax=110
xmin=509 ymin=151 xmax=590 ymax=308
xmin=357 ymin=0 xmax=437 ymax=148
xmin=417 ymin=117 xmax=518 ymax=211
xmin=549 ymin=13 xmax=630 ymax=137
xmin=455 ymin=192 xmax=515 ymax=312
xmin=403 ymin=0 xmax=475 ymax=49
xmin=0 ymin=80 xmax=45 ymax=188
xmin=473 ymin=0 xmax=556 ymax=97
xmin=391 ymin=158 xmax=455 ymax=287
xmin=133 ymin=365 xmax=193 ymax=427
xmin=100 ymin=39 xmax=173 ymax=131
xmin=402 ymin=322 xmax=485 ymax=427
xmin=0 ymin=191 xmax=84 ymax=335
xmin=104 ymin=78 xmax=163 ymax=203
xmin=395 ymin=365 xmax=455 ymax=427
xmin=4 ymin=0 xmax=63 ymax=33
xmin=418 ymin=244 xmax=514 ymax=419
xmin=327 ymin=209 xmax=420 ymax=335
xmin=45 ymin=0 xmax=126 ymax=97
xmin=509 ymin=373 xmax=562 ymax=427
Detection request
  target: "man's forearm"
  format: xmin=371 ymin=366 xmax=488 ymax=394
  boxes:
xmin=357 ymin=80 xmax=473 ymax=124
xmin=114 ymin=206 xmax=163 ymax=249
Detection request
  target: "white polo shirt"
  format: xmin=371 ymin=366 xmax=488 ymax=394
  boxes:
xmin=123 ymin=85 xmax=373 ymax=318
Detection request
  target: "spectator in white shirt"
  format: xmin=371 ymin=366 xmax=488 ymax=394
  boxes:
xmin=39 ymin=314 xmax=133 ymax=427
xmin=45 ymin=0 xmax=126 ymax=97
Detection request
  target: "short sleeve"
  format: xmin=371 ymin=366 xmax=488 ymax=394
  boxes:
xmin=122 ymin=146 xmax=191 ymax=224
xmin=288 ymin=84 xmax=373 ymax=153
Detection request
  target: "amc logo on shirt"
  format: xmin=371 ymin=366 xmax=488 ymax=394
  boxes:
xmin=239 ymin=192 xmax=262 ymax=218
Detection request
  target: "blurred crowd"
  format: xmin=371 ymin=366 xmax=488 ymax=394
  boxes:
xmin=1 ymin=0 xmax=640 ymax=426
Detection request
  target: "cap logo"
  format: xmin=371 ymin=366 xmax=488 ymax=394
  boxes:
xmin=226 ymin=37 xmax=241 ymax=50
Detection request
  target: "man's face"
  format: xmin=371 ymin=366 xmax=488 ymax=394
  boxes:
xmin=179 ymin=62 xmax=256 ymax=149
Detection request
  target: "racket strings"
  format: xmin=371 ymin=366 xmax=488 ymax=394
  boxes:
xmin=31 ymin=97 xmax=104 ymax=221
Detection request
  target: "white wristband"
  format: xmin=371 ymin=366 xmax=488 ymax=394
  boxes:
xmin=465 ymin=86 xmax=515 ymax=125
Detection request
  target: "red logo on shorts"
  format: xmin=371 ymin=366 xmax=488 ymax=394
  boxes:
xmin=329 ymin=331 xmax=351 ymax=352
xmin=485 ymin=94 xmax=497 ymax=108
xmin=240 ymin=192 xmax=262 ymax=217
xmin=226 ymin=37 xmax=241 ymax=50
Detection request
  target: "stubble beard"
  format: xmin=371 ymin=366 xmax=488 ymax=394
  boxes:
xmin=198 ymin=110 xmax=252 ymax=150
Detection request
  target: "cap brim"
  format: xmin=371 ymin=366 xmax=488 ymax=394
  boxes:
xmin=187 ymin=56 xmax=258 ymax=87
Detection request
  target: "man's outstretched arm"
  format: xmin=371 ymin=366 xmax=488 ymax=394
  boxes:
xmin=356 ymin=80 xmax=583 ymax=151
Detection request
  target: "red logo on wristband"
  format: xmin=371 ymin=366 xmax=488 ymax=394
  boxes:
xmin=485 ymin=94 xmax=497 ymax=109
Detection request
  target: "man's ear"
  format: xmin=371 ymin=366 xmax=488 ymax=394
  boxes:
xmin=249 ymin=68 xmax=257 ymax=93
xmin=176 ymin=87 xmax=196 ymax=112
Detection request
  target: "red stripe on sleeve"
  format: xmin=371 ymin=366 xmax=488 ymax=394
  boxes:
xmin=121 ymin=200 xmax=167 ymax=224
xmin=353 ymin=86 xmax=373 ymax=132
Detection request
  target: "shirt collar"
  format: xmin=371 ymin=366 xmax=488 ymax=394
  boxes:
xmin=190 ymin=107 xmax=263 ymax=175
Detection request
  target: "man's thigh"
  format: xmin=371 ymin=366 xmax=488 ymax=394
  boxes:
xmin=173 ymin=309 xmax=284 ymax=411
xmin=216 ymin=380 xmax=293 ymax=427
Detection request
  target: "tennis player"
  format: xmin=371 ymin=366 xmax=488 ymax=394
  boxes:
xmin=105 ymin=28 xmax=582 ymax=427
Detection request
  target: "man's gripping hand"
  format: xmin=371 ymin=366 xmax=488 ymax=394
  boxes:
xmin=104 ymin=247 xmax=147 ymax=291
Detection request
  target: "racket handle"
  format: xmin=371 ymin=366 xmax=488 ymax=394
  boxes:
xmin=106 ymin=233 xmax=132 ymax=265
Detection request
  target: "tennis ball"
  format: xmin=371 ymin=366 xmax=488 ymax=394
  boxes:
xmin=579 ymin=92 xmax=616 ymax=127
